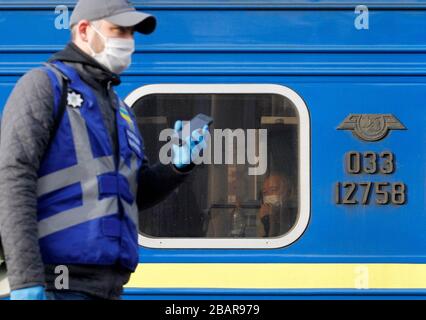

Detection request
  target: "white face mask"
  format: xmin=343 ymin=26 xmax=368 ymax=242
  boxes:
xmin=264 ymin=195 xmax=282 ymax=207
xmin=88 ymin=24 xmax=135 ymax=74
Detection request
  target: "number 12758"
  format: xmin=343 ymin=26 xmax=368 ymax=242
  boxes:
xmin=335 ymin=182 xmax=406 ymax=205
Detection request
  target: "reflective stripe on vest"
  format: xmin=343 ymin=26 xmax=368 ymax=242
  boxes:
xmin=120 ymin=154 xmax=139 ymax=226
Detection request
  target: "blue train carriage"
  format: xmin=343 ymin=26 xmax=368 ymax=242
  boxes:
xmin=0 ymin=0 xmax=425 ymax=300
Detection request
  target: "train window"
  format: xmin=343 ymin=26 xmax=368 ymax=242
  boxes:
xmin=125 ymin=85 xmax=310 ymax=249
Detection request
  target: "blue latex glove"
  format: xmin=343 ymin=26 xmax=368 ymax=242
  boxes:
xmin=172 ymin=120 xmax=209 ymax=169
xmin=10 ymin=285 xmax=46 ymax=300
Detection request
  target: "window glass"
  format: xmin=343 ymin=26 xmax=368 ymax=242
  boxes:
xmin=133 ymin=93 xmax=301 ymax=239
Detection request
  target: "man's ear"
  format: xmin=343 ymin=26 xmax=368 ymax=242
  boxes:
xmin=77 ymin=20 xmax=91 ymax=42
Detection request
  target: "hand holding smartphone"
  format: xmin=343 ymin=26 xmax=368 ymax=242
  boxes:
xmin=178 ymin=113 xmax=213 ymax=146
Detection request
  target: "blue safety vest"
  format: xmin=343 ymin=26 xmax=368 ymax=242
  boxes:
xmin=37 ymin=61 xmax=144 ymax=271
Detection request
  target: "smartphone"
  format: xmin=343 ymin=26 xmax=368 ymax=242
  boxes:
xmin=178 ymin=113 xmax=213 ymax=145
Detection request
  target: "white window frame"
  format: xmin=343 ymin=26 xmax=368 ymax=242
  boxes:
xmin=125 ymin=84 xmax=311 ymax=249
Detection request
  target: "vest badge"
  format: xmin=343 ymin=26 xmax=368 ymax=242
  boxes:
xmin=67 ymin=91 xmax=84 ymax=109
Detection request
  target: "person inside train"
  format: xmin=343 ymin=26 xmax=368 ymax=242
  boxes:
xmin=257 ymin=173 xmax=297 ymax=237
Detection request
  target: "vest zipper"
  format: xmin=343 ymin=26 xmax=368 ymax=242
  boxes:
xmin=106 ymin=80 xmax=120 ymax=171
xmin=106 ymin=81 xmax=124 ymax=222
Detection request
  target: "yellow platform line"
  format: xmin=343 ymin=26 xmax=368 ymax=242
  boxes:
xmin=125 ymin=263 xmax=426 ymax=289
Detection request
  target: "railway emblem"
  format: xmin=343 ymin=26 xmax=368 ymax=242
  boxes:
xmin=338 ymin=114 xmax=406 ymax=142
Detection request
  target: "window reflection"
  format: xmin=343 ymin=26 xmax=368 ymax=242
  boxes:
xmin=133 ymin=94 xmax=299 ymax=238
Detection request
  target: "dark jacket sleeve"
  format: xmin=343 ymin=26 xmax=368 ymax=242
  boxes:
xmin=137 ymin=157 xmax=195 ymax=211
xmin=0 ymin=69 xmax=55 ymax=290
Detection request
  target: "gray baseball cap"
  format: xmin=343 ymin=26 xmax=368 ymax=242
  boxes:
xmin=70 ymin=0 xmax=156 ymax=35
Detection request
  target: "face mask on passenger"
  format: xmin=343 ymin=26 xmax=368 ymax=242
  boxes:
xmin=263 ymin=194 xmax=282 ymax=207
xmin=88 ymin=23 xmax=135 ymax=75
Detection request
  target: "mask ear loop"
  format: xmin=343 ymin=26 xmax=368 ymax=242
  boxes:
xmin=88 ymin=23 xmax=107 ymax=57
